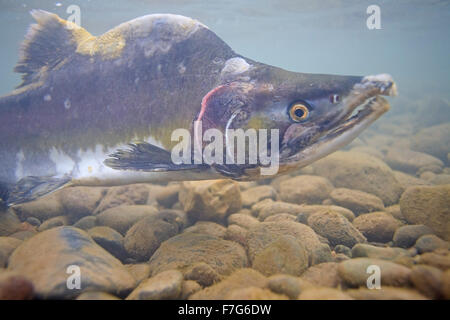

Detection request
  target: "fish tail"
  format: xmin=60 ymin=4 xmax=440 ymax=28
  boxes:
xmin=0 ymin=176 xmax=71 ymax=207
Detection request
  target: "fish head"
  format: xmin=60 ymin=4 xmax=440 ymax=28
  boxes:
xmin=195 ymin=62 xmax=397 ymax=178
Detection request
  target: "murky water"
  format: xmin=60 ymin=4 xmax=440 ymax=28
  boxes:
xmin=0 ymin=0 xmax=449 ymax=300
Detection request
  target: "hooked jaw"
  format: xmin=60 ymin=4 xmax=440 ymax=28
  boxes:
xmin=279 ymin=73 xmax=397 ymax=170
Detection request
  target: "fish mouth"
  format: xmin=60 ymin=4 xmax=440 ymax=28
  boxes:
xmin=278 ymin=74 xmax=397 ymax=170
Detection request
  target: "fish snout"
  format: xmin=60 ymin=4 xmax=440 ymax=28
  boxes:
xmin=359 ymin=73 xmax=398 ymax=97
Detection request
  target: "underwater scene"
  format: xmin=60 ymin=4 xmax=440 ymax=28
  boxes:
xmin=0 ymin=0 xmax=449 ymax=302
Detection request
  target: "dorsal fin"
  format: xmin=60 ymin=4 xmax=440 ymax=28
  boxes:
xmin=14 ymin=10 xmax=93 ymax=88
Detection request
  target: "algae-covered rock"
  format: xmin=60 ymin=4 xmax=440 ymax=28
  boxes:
xmin=8 ymin=227 xmax=136 ymax=299
xmin=224 ymin=287 xmax=288 ymax=300
xmin=300 ymin=262 xmax=342 ymax=288
xmin=414 ymin=234 xmax=449 ymax=253
xmin=351 ymin=243 xmax=411 ymax=261
xmin=94 ymin=184 xmax=150 ymax=214
xmin=251 ymin=235 xmax=308 ymax=277
xmin=96 ymin=205 xmax=159 ymax=235
xmin=409 ymin=265 xmax=443 ymax=299
xmin=246 ymin=221 xmax=332 ymax=266
xmin=148 ymin=232 xmax=247 ymax=277
xmin=266 ymin=274 xmax=310 ymax=299
xmin=298 ymin=287 xmax=353 ymax=300
xmin=88 ymin=226 xmax=127 ymax=261
xmin=0 ymin=237 xmax=22 ymax=268
xmin=352 ymin=211 xmax=403 ymax=243
xmin=411 ymin=123 xmax=450 ymax=164
xmin=312 ymin=151 xmax=404 ymax=205
xmin=190 ymin=268 xmax=267 ymax=300
xmin=124 ymin=263 xmax=151 ymax=285
xmin=183 ymin=221 xmax=227 ymax=238
xmin=393 ymin=171 xmax=431 ymax=190
xmin=126 ymin=270 xmax=183 ymax=300
xmin=399 ymin=185 xmax=450 ymax=240
xmin=184 ymin=262 xmax=223 ymax=287
xmin=329 ymin=188 xmax=385 ymax=215
xmin=124 ymin=211 xmax=181 ymax=261
xmin=345 ymin=287 xmax=427 ymax=300
xmin=307 ymin=210 xmax=366 ymax=248
xmin=227 ymin=213 xmax=260 ymax=229
xmin=279 ymin=175 xmax=333 ymax=205
xmin=241 ymin=185 xmax=277 ymax=208
xmin=0 ymin=210 xmax=21 ymax=236
xmin=12 ymin=192 xmax=63 ymax=221
xmin=385 ymin=148 xmax=444 ymax=174
xmin=57 ymin=186 xmax=106 ymax=222
xmin=338 ymin=258 xmax=411 ymax=288
xmin=393 ymin=224 xmax=435 ymax=248
xmin=38 ymin=215 xmax=69 ymax=232
xmin=179 ymin=180 xmax=241 ymax=223
xmin=76 ymin=291 xmax=121 ymax=300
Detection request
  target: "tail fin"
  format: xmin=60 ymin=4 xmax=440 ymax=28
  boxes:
xmin=0 ymin=176 xmax=71 ymax=207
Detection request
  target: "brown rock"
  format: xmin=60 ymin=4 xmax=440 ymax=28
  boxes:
xmin=298 ymin=287 xmax=353 ymax=300
xmin=227 ymin=213 xmax=260 ymax=229
xmin=301 ymin=262 xmax=342 ymax=288
xmin=12 ymin=193 xmax=63 ymax=221
xmin=94 ymin=184 xmax=150 ymax=214
xmin=148 ymin=232 xmax=248 ymax=277
xmin=312 ymin=151 xmax=404 ymax=205
xmin=225 ymin=287 xmax=288 ymax=300
xmin=127 ymin=270 xmax=183 ymax=300
xmin=58 ymin=186 xmax=106 ymax=222
xmin=409 ymin=265 xmax=443 ymax=299
xmin=124 ymin=263 xmax=151 ymax=285
xmin=183 ymin=221 xmax=227 ymax=238
xmin=400 ymin=185 xmax=450 ymax=240
xmin=352 ymin=212 xmax=403 ymax=243
xmin=185 ymin=262 xmax=223 ymax=287
xmin=76 ymin=291 xmax=120 ymax=300
xmin=179 ymin=180 xmax=241 ymax=223
xmin=124 ymin=211 xmax=181 ymax=261
xmin=8 ymin=227 xmax=136 ymax=299
xmin=411 ymin=123 xmax=450 ymax=163
xmin=246 ymin=221 xmax=332 ymax=267
xmin=442 ymin=269 xmax=450 ymax=299
xmin=307 ymin=210 xmax=366 ymax=247
xmin=252 ymin=235 xmax=309 ymax=277
xmin=329 ymin=188 xmax=385 ymax=215
xmin=96 ymin=205 xmax=159 ymax=235
xmin=279 ymin=175 xmax=333 ymax=205
xmin=155 ymin=184 xmax=180 ymax=208
xmin=180 ymin=280 xmax=202 ymax=299
xmin=338 ymin=258 xmax=412 ymax=288
xmin=241 ymin=185 xmax=277 ymax=208
xmin=38 ymin=215 xmax=69 ymax=232
xmin=0 ymin=210 xmax=21 ymax=236
xmin=345 ymin=287 xmax=427 ymax=300
xmin=190 ymin=269 xmax=267 ymax=300
xmin=0 ymin=237 xmax=22 ymax=268
xmin=385 ymin=148 xmax=443 ymax=175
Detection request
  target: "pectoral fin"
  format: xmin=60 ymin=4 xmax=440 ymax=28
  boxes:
xmin=104 ymin=142 xmax=210 ymax=172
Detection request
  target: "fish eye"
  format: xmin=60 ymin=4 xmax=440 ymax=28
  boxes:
xmin=289 ymin=102 xmax=310 ymax=122
xmin=330 ymin=94 xmax=340 ymax=104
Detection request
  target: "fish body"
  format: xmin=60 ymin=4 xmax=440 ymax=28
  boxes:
xmin=0 ymin=10 xmax=397 ymax=206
